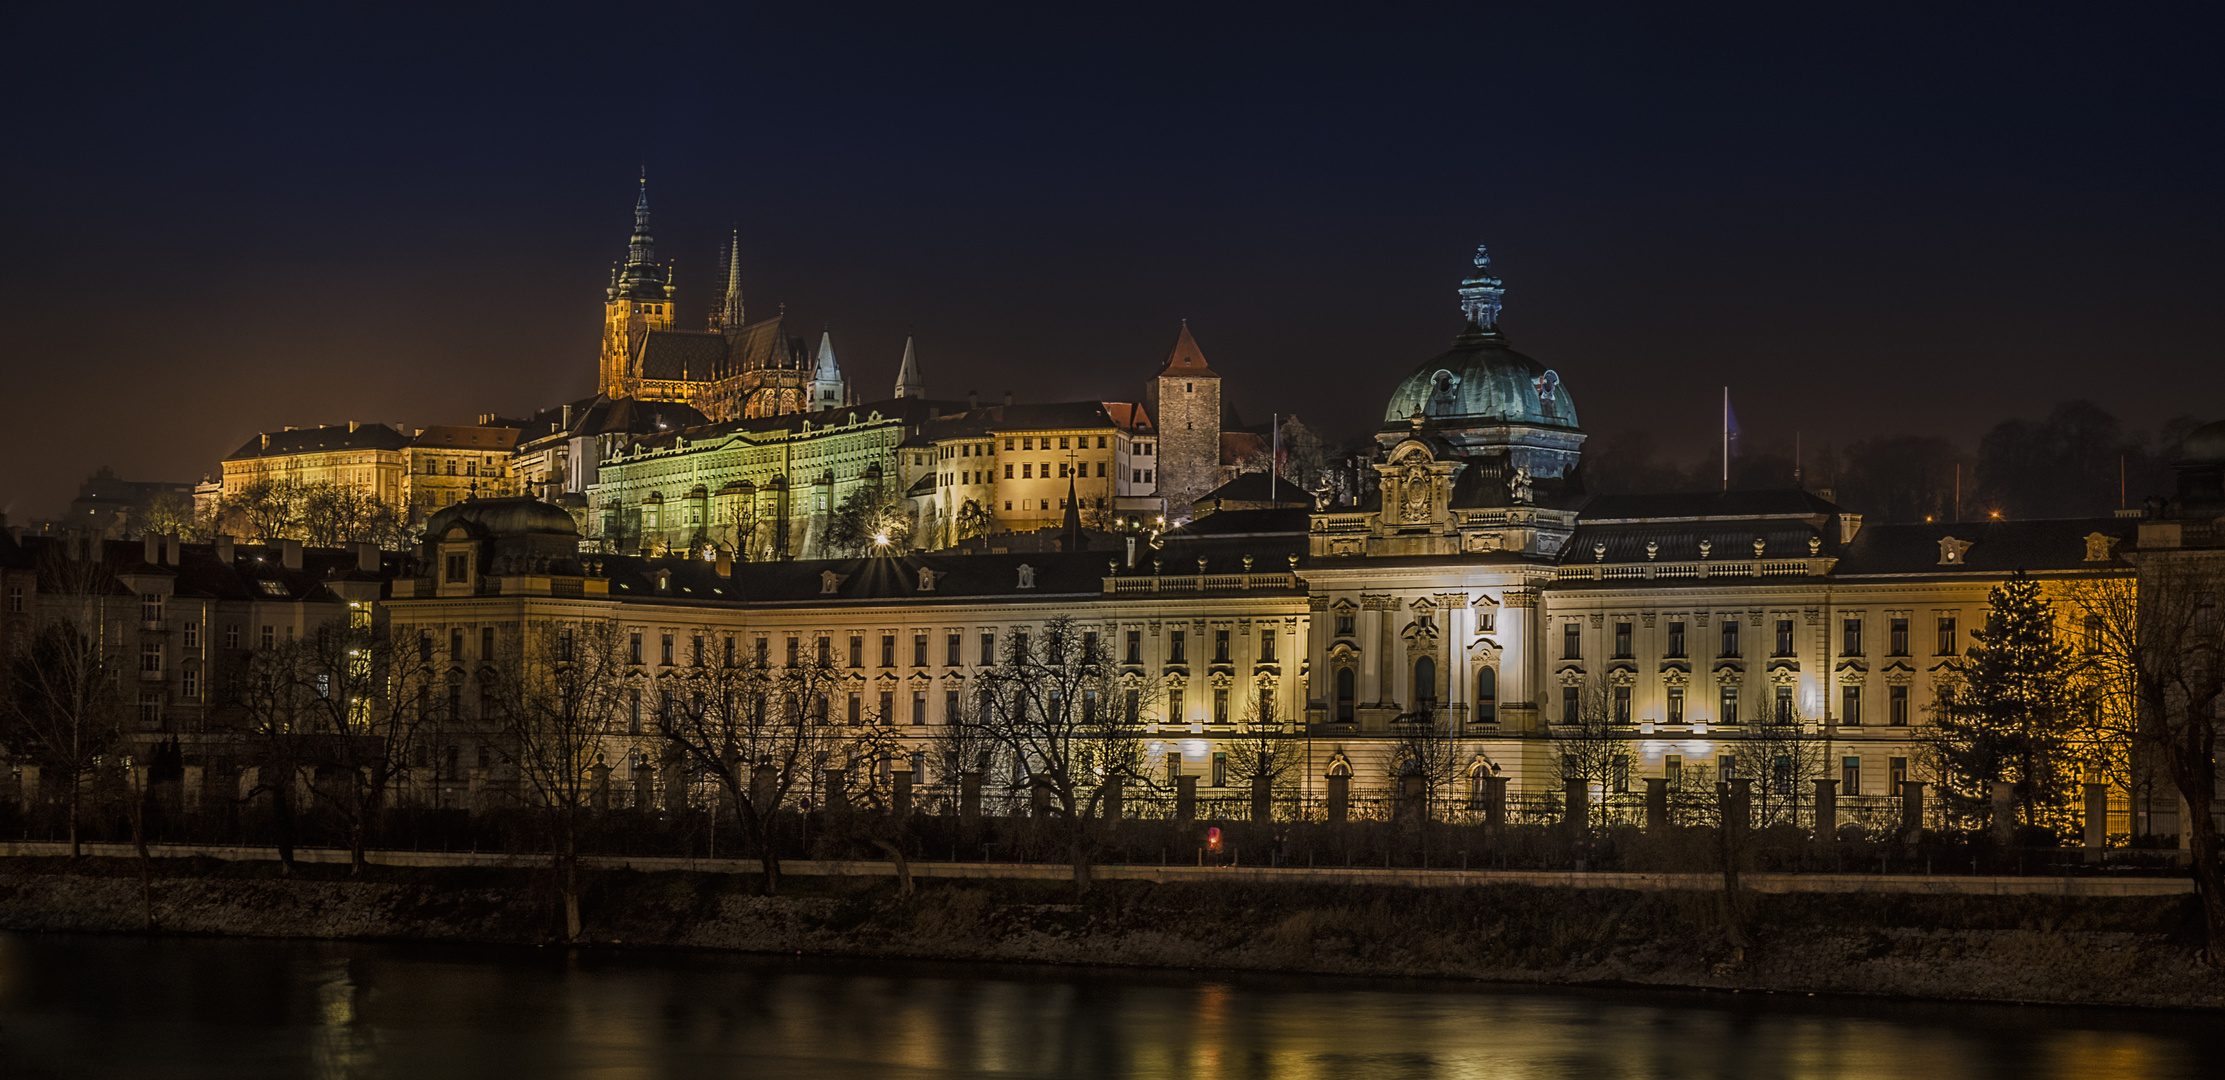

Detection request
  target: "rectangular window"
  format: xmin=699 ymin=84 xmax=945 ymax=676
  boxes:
xmin=1021 ymin=463 xmax=1032 ymax=479
xmin=628 ymin=631 xmax=643 ymax=664
xmin=881 ymin=634 xmax=896 ymax=666
xmin=1719 ymin=685 xmax=1740 ymax=726
xmin=1613 ymin=684 xmax=1631 ymax=724
xmin=1666 ymin=686 xmax=1685 ymax=725
xmin=1563 ymin=622 xmax=1581 ymax=660
xmin=1213 ymin=688 xmax=1229 ymax=725
xmin=1667 ymin=621 xmax=1686 ymax=658
xmin=1842 ymin=685 xmax=1862 ymax=726
xmin=445 ymin=553 xmax=468 ymax=583
xmin=1169 ymin=631 xmax=1186 ymax=664
xmin=5 ymin=586 xmax=20 ymax=612
xmin=1168 ymin=688 xmax=1185 ymax=724
xmin=141 ymin=594 xmax=163 ymax=623
xmin=1562 ymin=685 xmax=1580 ymax=724
xmin=1260 ymin=629 xmax=1276 ymax=662
xmin=1721 ymin=754 xmax=1739 ymax=782
xmin=914 ymin=633 xmax=928 ymax=667
xmin=1166 ymin=751 xmax=1182 ymax=780
xmin=482 ymin=627 xmax=495 ymax=661
xmin=1214 ymin=629 xmax=1231 ymax=663
xmin=1936 ymin=616 xmax=1958 ymax=655
xmin=1889 ymin=617 xmax=1909 ymax=655
xmin=871 ymin=691 xmax=890 ymax=725
xmin=229 ymin=625 xmax=243 ymax=650
xmin=980 ymin=632 xmax=996 ymax=665
xmin=1336 ymin=610 xmax=1355 ymax=637
xmin=945 ymin=689 xmax=960 ymax=724
xmin=1721 ymin=620 xmax=1740 ymax=657
xmin=1612 ymin=755 xmax=1630 ymax=793
xmin=661 ymin=632 xmax=674 ymax=665
xmin=1889 ymin=756 xmax=1909 ymax=793
xmin=1775 ymin=619 xmax=1794 ymax=656
xmin=182 ymin=622 xmax=199 ymax=650
xmin=1613 ymin=622 xmax=1632 ymax=658
xmin=1889 ymin=684 xmax=1910 ymax=726
xmin=1211 ymin=752 xmax=1227 ymax=788
xmin=1774 ymin=685 xmax=1794 ymax=724
xmin=755 ymin=638 xmax=770 ymax=666
xmin=843 ymin=692 xmax=860 ymax=724
xmin=1665 ymin=755 xmax=1683 ymax=790
xmin=450 ymin=628 xmax=463 ymax=659
xmin=1125 ymin=630 xmax=1142 ymax=664
xmin=181 ymin=668 xmax=199 ymax=700
xmin=140 ymin=641 xmax=162 ymax=673
xmin=1843 ymin=756 xmax=1861 ymax=796
xmin=1842 ymin=617 xmax=1863 ymax=656
xmin=850 ymin=635 xmax=863 ymax=667
xmin=912 ymin=690 xmax=927 ymax=726
xmin=786 ymin=636 xmax=800 ymax=667
xmin=628 ymin=689 xmax=642 ymax=733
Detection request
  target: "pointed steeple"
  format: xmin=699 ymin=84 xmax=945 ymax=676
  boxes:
xmin=1157 ymin=319 xmax=1217 ymax=377
xmin=628 ymin=169 xmax=654 ymax=267
xmin=807 ymin=327 xmax=847 ymax=409
xmin=893 ymin=335 xmax=926 ymax=399
xmin=1063 ymin=466 xmax=1083 ymax=549
xmin=714 ymin=229 xmax=745 ymax=332
xmin=611 ymin=170 xmax=670 ymax=301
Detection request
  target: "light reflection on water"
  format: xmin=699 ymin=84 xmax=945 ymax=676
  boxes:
xmin=0 ymin=931 xmax=2209 ymax=1079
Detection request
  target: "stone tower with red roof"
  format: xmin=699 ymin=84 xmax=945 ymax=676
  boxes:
xmin=1142 ymin=321 xmax=1222 ymax=517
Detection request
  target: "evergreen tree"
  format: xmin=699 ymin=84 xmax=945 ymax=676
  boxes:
xmin=1926 ymin=571 xmax=2074 ymax=832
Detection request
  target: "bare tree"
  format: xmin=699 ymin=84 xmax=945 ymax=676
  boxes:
xmin=1740 ymin=702 xmax=1828 ymax=828
xmin=276 ymin=611 xmax=438 ymax=873
xmin=1548 ymin=678 xmax=1632 ymax=822
xmin=2073 ymin=560 xmax=2225 ymax=963
xmin=1223 ymin=691 xmax=1301 ymax=820
xmin=0 ymin=549 xmax=129 ymax=857
xmin=973 ymin=615 xmax=1139 ymax=892
xmin=657 ymin=640 xmax=856 ymax=895
xmin=484 ymin=619 xmax=629 ymax=941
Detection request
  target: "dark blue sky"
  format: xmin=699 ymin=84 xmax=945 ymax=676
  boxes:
xmin=2 ymin=4 xmax=2219 ymax=517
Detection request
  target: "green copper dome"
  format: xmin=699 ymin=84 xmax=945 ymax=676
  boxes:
xmin=1382 ymin=325 xmax=1579 ymax=432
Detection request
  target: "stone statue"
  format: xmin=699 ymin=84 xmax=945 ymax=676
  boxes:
xmin=1508 ymin=466 xmax=1533 ymax=505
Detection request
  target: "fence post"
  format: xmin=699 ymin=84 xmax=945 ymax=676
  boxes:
xmin=1176 ymin=775 xmax=1197 ymax=823
xmin=1989 ymin=780 xmax=2016 ymax=844
xmin=1812 ymin=777 xmax=1837 ymax=842
xmin=960 ymin=770 xmax=982 ymax=828
xmin=590 ymin=762 xmax=612 ymax=811
xmin=1484 ymin=775 xmax=1506 ymax=829
xmin=1563 ymin=777 xmax=1588 ymax=834
xmin=1401 ymin=774 xmax=1427 ymax=825
xmin=1103 ymin=774 xmax=1123 ymax=822
xmin=2083 ymin=782 xmax=2109 ymax=863
xmin=1250 ymin=773 xmax=1271 ymax=823
xmin=892 ymin=767 xmax=913 ymax=819
xmin=1644 ymin=777 xmax=1668 ymax=832
xmin=634 ymin=762 xmax=656 ymax=811
xmin=1899 ymin=780 xmax=1927 ymax=844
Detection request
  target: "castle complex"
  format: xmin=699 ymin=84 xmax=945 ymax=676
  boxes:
xmin=6 ymin=190 xmax=2212 ymax=842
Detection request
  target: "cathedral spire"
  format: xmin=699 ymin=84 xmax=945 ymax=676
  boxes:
xmin=715 ymin=229 xmax=745 ymax=332
xmin=807 ymin=327 xmax=847 ymax=409
xmin=893 ymin=335 xmax=925 ymax=399
xmin=627 ymin=170 xmax=655 ymax=268
xmin=1457 ymin=244 xmax=1504 ymax=332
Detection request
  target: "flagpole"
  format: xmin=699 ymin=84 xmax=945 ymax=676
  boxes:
xmin=1721 ymin=387 xmax=1729 ymax=492
xmin=1271 ymin=413 xmax=1278 ymax=502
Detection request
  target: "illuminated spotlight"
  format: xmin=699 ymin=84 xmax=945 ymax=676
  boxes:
xmin=872 ymin=532 xmax=890 ymax=547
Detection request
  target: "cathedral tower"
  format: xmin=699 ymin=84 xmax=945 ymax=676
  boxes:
xmin=809 ymin=329 xmax=848 ymax=410
xmin=599 ymin=173 xmax=677 ymax=399
xmin=893 ymin=335 xmax=925 ymax=400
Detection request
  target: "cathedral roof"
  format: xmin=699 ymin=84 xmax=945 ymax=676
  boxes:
xmin=638 ymin=330 xmax=731 ymax=382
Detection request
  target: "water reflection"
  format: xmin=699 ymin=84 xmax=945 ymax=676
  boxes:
xmin=0 ymin=931 xmax=2208 ymax=1079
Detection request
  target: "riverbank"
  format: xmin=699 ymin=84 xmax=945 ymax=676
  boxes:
xmin=0 ymin=856 xmax=2214 ymax=1009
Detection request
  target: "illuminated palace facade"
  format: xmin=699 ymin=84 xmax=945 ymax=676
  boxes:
xmin=382 ymin=248 xmax=2149 ymax=822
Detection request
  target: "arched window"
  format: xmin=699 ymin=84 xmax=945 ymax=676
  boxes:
xmin=1335 ymin=668 xmax=1356 ymax=723
xmin=1475 ymin=667 xmax=1497 ymax=723
xmin=1414 ymin=656 xmax=1437 ymax=705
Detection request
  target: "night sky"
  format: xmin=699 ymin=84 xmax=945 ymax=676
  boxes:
xmin=2 ymin=6 xmax=2218 ymax=519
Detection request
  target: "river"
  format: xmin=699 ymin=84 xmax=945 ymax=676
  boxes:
xmin=0 ymin=931 xmax=2211 ymax=1078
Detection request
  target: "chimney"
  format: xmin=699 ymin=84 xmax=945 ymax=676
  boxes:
xmin=1004 ymin=390 xmax=1014 ymax=406
xmin=348 ymin=420 xmax=360 ymax=433
xmin=714 ymin=548 xmax=732 ymax=576
xmin=215 ymin=534 xmax=234 ymax=564
xmin=357 ymin=542 xmax=380 ymax=573
xmin=166 ymin=533 xmax=181 ymax=566
xmin=968 ymin=390 xmax=978 ymax=410
xmin=260 ymin=433 xmax=270 ymax=450
xmin=478 ymin=413 xmax=494 ymax=426
xmin=561 ymin=404 xmax=574 ymax=430
xmin=280 ymin=539 xmax=303 ymax=570
xmin=144 ymin=532 xmax=161 ymax=565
